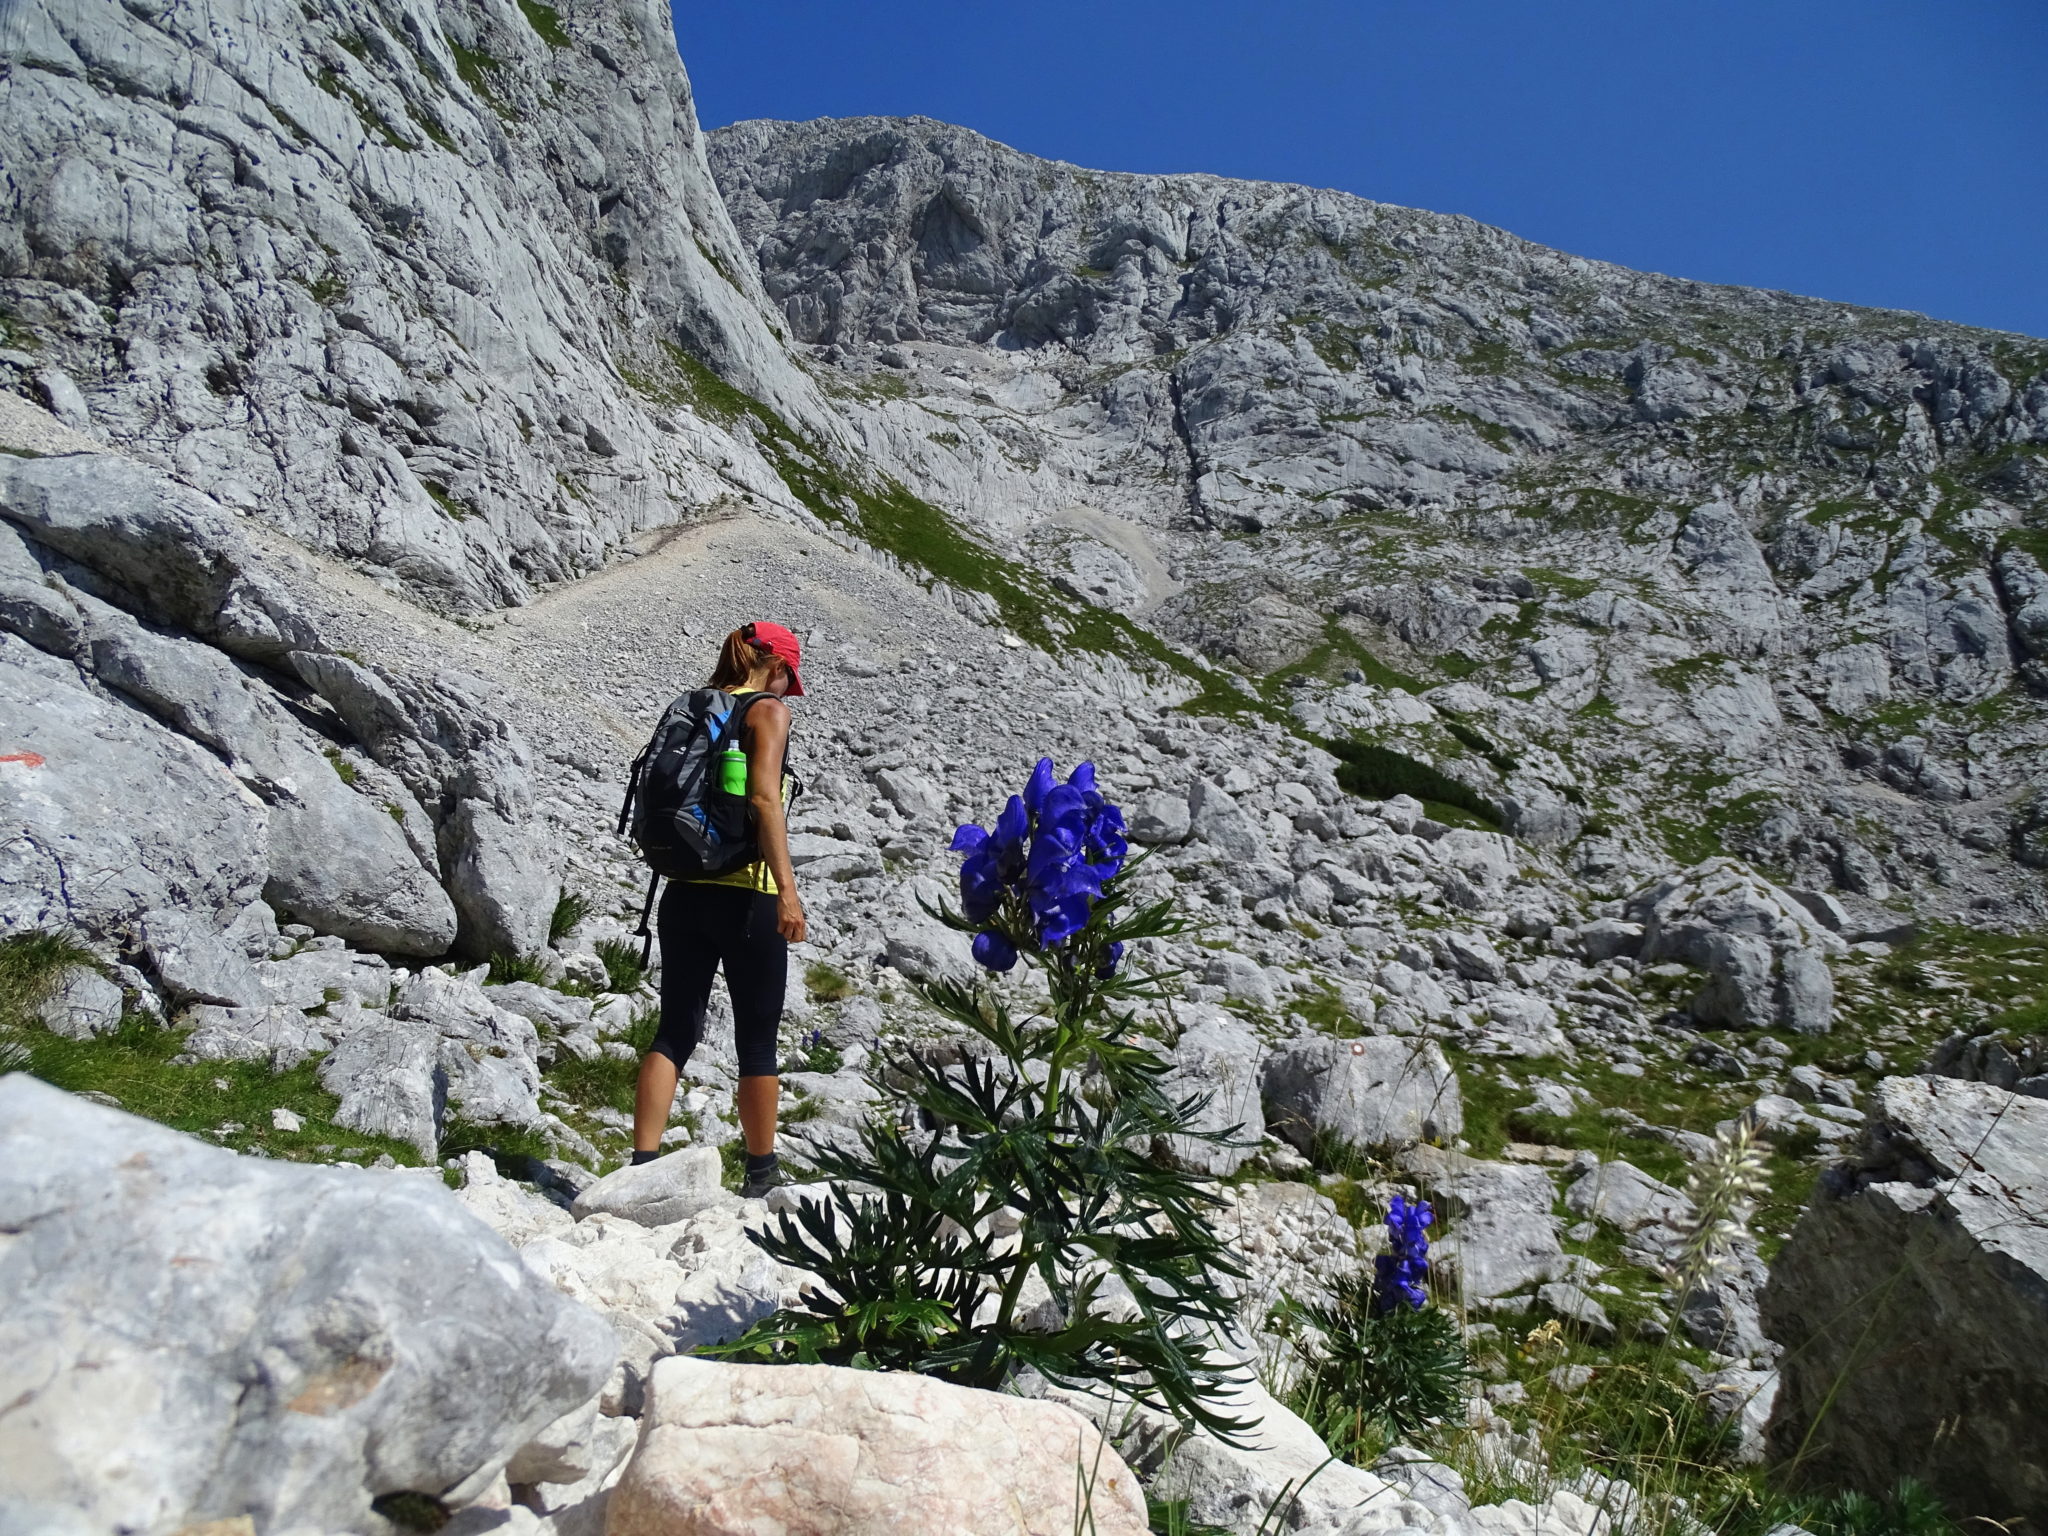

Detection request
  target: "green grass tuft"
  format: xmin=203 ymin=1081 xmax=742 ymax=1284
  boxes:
xmin=804 ymin=962 xmax=853 ymax=1004
xmin=0 ymin=930 xmax=100 ymax=1031
xmin=544 ymin=1005 xmax=658 ymax=1117
xmin=0 ymin=307 xmax=42 ymax=352
xmin=549 ymin=889 xmax=593 ymax=946
xmin=486 ymin=951 xmax=550 ymax=986
xmin=447 ymin=37 xmax=513 ymax=120
xmin=593 ymin=937 xmax=647 ymax=994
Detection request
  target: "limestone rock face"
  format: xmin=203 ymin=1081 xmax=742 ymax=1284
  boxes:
xmin=1563 ymin=1157 xmax=1693 ymax=1234
xmin=0 ymin=1077 xmax=615 ymax=1536
xmin=709 ymin=114 xmax=2048 ymax=922
xmin=0 ymin=448 xmax=564 ymax=964
xmin=85 ymin=593 xmax=457 ymax=954
xmin=1761 ymin=1075 xmax=2048 ymax=1525
xmin=1263 ymin=1034 xmax=1463 ymax=1155
xmin=0 ymin=453 xmax=318 ymax=663
xmin=1157 ymin=1007 xmax=1268 ymax=1175
xmin=1403 ymin=1145 xmax=1567 ymax=1301
xmin=31 ymin=963 xmax=125 ymax=1038
xmin=0 ymin=0 xmax=840 ymax=614
xmin=606 ymin=1355 xmax=1151 ymax=1536
xmin=0 ymin=632 xmax=270 ymax=942
xmin=1626 ymin=860 xmax=1839 ymax=1033
xmin=1924 ymin=1028 xmax=2048 ymax=1098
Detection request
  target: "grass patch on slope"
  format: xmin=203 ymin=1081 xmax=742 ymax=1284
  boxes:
xmin=629 ymin=342 xmax=1261 ymax=714
xmin=545 ymin=1004 xmax=659 ymax=1117
xmin=1265 ymin=615 xmax=1430 ymax=697
xmin=11 ymin=1016 xmax=422 ymax=1166
xmin=0 ymin=930 xmax=98 ymax=1034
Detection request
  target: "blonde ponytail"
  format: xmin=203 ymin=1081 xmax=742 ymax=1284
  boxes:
xmin=708 ymin=626 xmax=778 ymax=689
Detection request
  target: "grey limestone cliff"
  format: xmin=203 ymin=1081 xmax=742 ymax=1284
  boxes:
xmin=2 ymin=0 xmax=839 ymax=612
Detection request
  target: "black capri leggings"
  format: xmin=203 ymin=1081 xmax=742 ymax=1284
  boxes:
xmin=649 ymin=881 xmax=787 ymax=1078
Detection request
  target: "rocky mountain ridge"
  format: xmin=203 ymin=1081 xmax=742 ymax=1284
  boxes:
xmin=708 ymin=114 xmax=2048 ymax=923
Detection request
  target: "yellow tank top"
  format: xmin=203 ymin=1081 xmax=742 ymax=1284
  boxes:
xmin=686 ymin=689 xmax=788 ymax=894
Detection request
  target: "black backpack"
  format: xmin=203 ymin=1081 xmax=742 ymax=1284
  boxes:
xmin=616 ymin=690 xmax=797 ymax=961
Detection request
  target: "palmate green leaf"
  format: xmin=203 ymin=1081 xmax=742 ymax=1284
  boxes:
xmin=998 ymin=1314 xmax=1258 ymax=1445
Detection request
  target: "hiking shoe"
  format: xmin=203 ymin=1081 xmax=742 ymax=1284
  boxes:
xmin=739 ymin=1161 xmax=795 ymax=1200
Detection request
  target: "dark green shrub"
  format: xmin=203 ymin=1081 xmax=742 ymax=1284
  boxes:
xmin=1781 ymin=1478 xmax=1961 ymax=1536
xmin=1441 ymin=717 xmax=1517 ymax=773
xmin=1323 ymin=738 xmax=1503 ymax=829
xmin=1272 ymin=1269 xmax=1470 ymax=1451
xmin=706 ymin=842 xmax=1254 ymax=1441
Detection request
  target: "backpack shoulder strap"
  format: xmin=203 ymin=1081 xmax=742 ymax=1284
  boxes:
xmin=725 ymin=691 xmax=801 ymax=804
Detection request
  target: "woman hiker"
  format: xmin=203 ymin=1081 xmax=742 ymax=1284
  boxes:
xmin=630 ymin=621 xmax=807 ymax=1198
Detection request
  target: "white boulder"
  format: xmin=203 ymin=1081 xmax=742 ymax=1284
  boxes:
xmin=606 ymin=1356 xmax=1150 ymax=1536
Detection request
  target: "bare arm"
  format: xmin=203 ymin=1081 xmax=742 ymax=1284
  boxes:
xmin=744 ymin=697 xmax=806 ymax=942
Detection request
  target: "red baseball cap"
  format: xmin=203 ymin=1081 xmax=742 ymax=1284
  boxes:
xmin=745 ymin=620 xmax=805 ymax=696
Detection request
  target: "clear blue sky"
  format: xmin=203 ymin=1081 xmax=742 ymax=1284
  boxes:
xmin=672 ymin=1 xmax=2046 ymax=340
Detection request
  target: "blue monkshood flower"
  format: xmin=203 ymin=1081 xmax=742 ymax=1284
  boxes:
xmin=1374 ymin=1194 xmax=1434 ymax=1312
xmin=972 ymin=930 xmax=1019 ymax=972
xmin=1097 ymin=941 xmax=1126 ymax=979
xmin=951 ymin=795 xmax=1029 ymax=923
xmin=803 ymin=1027 xmax=824 ymax=1052
xmin=1023 ymin=756 xmax=1058 ymax=815
xmin=953 ymin=758 xmax=1128 ymax=967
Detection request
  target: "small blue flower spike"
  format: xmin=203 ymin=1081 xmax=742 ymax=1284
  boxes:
xmin=1374 ymin=1194 xmax=1435 ymax=1312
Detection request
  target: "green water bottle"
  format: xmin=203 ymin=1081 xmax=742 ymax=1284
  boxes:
xmin=718 ymin=742 xmax=749 ymax=796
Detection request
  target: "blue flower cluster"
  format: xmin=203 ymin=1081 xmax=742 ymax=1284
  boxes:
xmin=950 ymin=758 xmax=1129 ymax=972
xmin=1374 ymin=1194 xmax=1434 ymax=1312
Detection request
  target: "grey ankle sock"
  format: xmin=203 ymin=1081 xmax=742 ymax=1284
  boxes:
xmin=630 ymin=1149 xmax=660 ymax=1167
xmin=743 ymin=1150 xmax=778 ymax=1177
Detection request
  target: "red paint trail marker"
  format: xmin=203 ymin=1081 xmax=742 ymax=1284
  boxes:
xmin=0 ymin=752 xmax=46 ymax=768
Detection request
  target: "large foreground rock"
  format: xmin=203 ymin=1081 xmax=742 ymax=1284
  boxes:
xmin=1040 ymin=1369 xmax=1423 ymax=1534
xmin=1761 ymin=1075 xmax=2048 ymax=1527
xmin=0 ymin=1076 xmax=615 ymax=1535
xmin=605 ymin=1355 xmax=1150 ymax=1536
